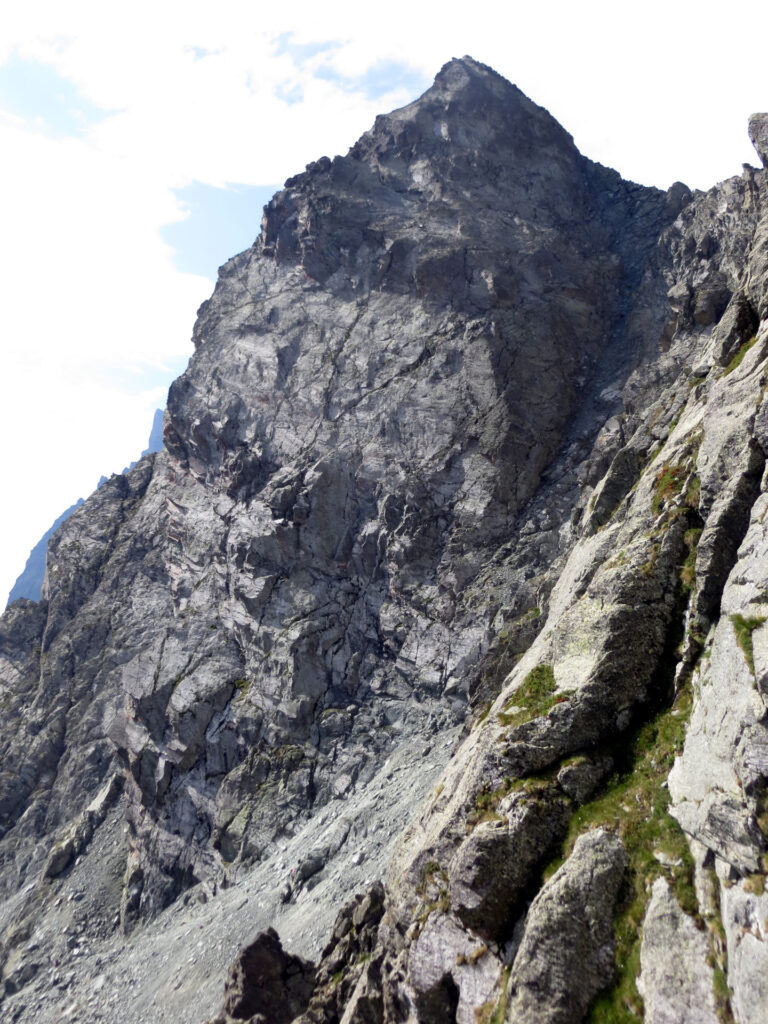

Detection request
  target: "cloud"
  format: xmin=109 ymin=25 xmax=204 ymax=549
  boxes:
xmin=314 ymin=59 xmax=430 ymax=102
xmin=0 ymin=108 xmax=211 ymax=602
xmin=0 ymin=52 xmax=112 ymax=137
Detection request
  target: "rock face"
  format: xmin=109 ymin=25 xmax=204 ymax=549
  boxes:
xmin=2 ymin=55 xmax=768 ymax=1024
xmin=638 ymin=877 xmax=719 ymax=1024
xmin=208 ymin=927 xmax=316 ymax=1024
xmin=505 ymin=829 xmax=627 ymax=1024
xmin=748 ymin=113 xmax=768 ymax=169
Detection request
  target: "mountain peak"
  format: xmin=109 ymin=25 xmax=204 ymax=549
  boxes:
xmin=433 ymin=54 xmax=508 ymax=86
xmin=259 ymin=59 xmax=591 ymax=291
xmin=365 ymin=52 xmax=573 ymax=153
xmin=5 ymin=58 xmax=768 ymax=1024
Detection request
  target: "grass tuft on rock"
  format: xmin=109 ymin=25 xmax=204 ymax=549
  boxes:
xmin=474 ymin=966 xmax=511 ymax=1024
xmin=415 ymin=859 xmax=450 ymax=922
xmin=542 ymin=680 xmax=695 ymax=1024
xmin=650 ymin=428 xmax=702 ymax=521
xmin=467 ymin=780 xmax=514 ymax=829
xmin=651 ymin=463 xmax=688 ymax=517
xmin=475 ymin=701 xmax=493 ymax=727
xmin=712 ymin=967 xmax=734 ymax=1023
xmin=680 ymin=528 xmax=702 ymax=593
xmin=723 ymin=335 xmax=757 ymax=376
xmin=755 ymin=789 xmax=768 ymax=839
xmin=497 ymin=664 xmax=570 ymax=728
xmin=729 ymin=613 xmax=766 ymax=676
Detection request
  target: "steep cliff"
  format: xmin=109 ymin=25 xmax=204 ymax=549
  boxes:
xmin=2 ymin=56 xmax=768 ymax=1024
xmin=5 ymin=406 xmax=165 ymax=609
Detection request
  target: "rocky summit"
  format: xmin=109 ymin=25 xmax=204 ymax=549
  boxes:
xmin=2 ymin=55 xmax=768 ymax=1024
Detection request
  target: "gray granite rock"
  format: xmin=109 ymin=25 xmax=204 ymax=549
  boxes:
xmin=719 ymin=875 xmax=768 ymax=1024
xmin=4 ymin=56 xmax=768 ymax=1024
xmin=448 ymin=791 xmax=570 ymax=938
xmin=504 ymin=830 xmax=627 ymax=1024
xmin=638 ymin=877 xmax=719 ymax=1024
xmin=208 ymin=926 xmax=315 ymax=1024
xmin=749 ymin=113 xmax=768 ymax=168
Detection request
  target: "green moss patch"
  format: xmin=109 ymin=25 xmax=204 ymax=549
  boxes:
xmin=651 ymin=463 xmax=688 ymax=517
xmin=723 ymin=335 xmax=757 ymax=376
xmin=478 ymin=607 xmax=547 ymax=711
xmin=541 ymin=682 xmax=696 ymax=1023
xmin=497 ymin=664 xmax=570 ymax=728
xmin=232 ymin=678 xmax=251 ymax=697
xmin=680 ymin=528 xmax=702 ymax=593
xmin=730 ymin=613 xmax=766 ymax=676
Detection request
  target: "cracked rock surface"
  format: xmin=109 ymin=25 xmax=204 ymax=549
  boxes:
xmin=3 ymin=56 xmax=768 ymax=1024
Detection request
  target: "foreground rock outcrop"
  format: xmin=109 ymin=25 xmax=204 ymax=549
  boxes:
xmin=2 ymin=57 xmax=768 ymax=1024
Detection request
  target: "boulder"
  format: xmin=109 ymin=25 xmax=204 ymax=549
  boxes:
xmin=505 ymin=830 xmax=627 ymax=1024
xmin=215 ymin=928 xmax=316 ymax=1024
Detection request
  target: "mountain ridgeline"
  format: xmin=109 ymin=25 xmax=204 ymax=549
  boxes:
xmin=5 ymin=407 xmax=165 ymax=608
xmin=2 ymin=57 xmax=768 ymax=1024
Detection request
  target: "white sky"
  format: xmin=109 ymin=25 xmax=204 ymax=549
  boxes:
xmin=1 ymin=0 xmax=766 ymax=605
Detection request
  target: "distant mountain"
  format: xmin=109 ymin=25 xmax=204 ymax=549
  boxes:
xmin=111 ymin=407 xmax=166 ymax=481
xmin=5 ymin=498 xmax=85 ymax=604
xmin=5 ymin=408 xmax=165 ymax=607
xmin=141 ymin=407 xmax=165 ymax=458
